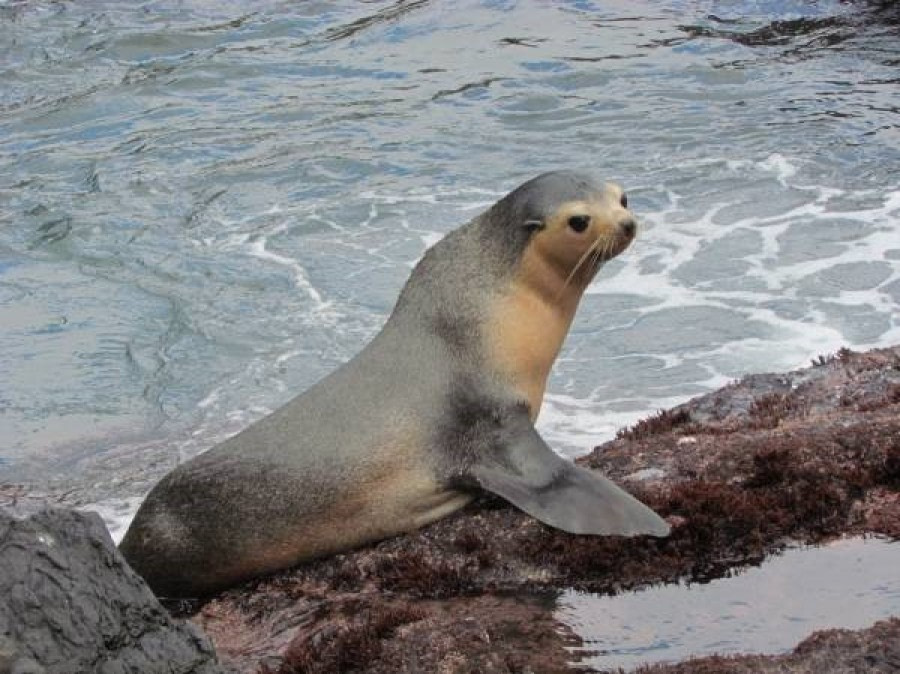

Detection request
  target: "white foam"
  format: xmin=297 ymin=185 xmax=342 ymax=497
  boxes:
xmin=537 ymin=389 xmax=706 ymax=459
xmin=725 ymin=152 xmax=799 ymax=183
xmin=246 ymin=236 xmax=324 ymax=304
xmin=420 ymin=231 xmax=444 ymax=248
xmin=80 ymin=497 xmax=143 ymax=545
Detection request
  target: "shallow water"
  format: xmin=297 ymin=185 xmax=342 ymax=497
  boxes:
xmin=557 ymin=537 xmax=900 ymax=671
xmin=1 ymin=2 xmax=898 ymax=531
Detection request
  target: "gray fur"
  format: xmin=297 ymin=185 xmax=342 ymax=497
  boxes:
xmin=119 ymin=171 xmax=668 ymax=598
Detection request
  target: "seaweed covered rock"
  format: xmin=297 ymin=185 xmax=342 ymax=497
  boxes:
xmin=0 ymin=507 xmax=223 ymax=674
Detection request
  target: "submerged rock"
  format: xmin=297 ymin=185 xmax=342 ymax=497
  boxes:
xmin=189 ymin=345 xmax=899 ymax=672
xmin=0 ymin=507 xmax=223 ymax=674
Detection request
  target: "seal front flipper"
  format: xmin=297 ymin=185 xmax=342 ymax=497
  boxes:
xmin=470 ymin=417 xmax=670 ymax=537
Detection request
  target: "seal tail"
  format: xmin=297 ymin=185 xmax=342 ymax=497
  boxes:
xmin=470 ymin=418 xmax=670 ymax=537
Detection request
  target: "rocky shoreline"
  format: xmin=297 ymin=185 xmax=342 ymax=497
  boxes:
xmin=2 ymin=345 xmax=898 ymax=672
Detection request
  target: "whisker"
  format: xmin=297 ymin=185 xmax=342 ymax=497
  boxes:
xmin=589 ymin=241 xmax=605 ymax=270
xmin=588 ymin=240 xmax=607 ymax=276
xmin=594 ymin=236 xmax=614 ymax=272
xmin=602 ymin=235 xmax=614 ymax=261
xmin=558 ymin=235 xmax=604 ymax=300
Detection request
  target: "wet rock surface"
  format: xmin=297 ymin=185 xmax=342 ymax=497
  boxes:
xmin=188 ymin=346 xmax=900 ymax=672
xmin=0 ymin=507 xmax=223 ymax=674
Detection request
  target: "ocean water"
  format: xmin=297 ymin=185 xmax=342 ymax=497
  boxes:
xmin=1 ymin=1 xmax=898 ymax=545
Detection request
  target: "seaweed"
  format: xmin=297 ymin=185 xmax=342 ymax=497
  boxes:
xmin=276 ymin=603 xmax=426 ymax=674
xmin=617 ymin=408 xmax=693 ymax=440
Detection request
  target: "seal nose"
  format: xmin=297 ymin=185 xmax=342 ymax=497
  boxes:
xmin=619 ymin=218 xmax=637 ymax=237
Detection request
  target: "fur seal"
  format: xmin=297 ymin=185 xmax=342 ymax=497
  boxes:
xmin=120 ymin=171 xmax=670 ymax=597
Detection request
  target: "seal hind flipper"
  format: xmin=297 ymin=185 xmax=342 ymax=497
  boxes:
xmin=471 ymin=419 xmax=670 ymax=537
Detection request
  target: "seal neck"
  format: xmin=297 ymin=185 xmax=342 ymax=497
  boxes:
xmin=517 ymin=237 xmax=589 ymax=311
xmin=486 ymin=251 xmax=586 ymax=420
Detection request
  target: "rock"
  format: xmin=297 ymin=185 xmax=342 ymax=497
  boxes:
xmin=188 ymin=345 xmax=899 ymax=672
xmin=0 ymin=507 xmax=224 ymax=674
xmin=636 ymin=617 xmax=900 ymax=673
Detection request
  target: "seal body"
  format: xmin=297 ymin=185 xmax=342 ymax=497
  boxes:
xmin=120 ymin=171 xmax=669 ymax=597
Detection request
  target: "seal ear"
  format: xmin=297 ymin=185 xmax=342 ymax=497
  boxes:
xmin=523 ymin=219 xmax=545 ymax=233
xmin=470 ymin=415 xmax=670 ymax=537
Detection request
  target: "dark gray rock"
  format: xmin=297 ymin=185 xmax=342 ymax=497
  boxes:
xmin=0 ymin=507 xmax=223 ymax=674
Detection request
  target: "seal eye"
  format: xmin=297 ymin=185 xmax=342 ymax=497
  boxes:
xmin=620 ymin=194 xmax=628 ymax=208
xmin=568 ymin=215 xmax=590 ymax=233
